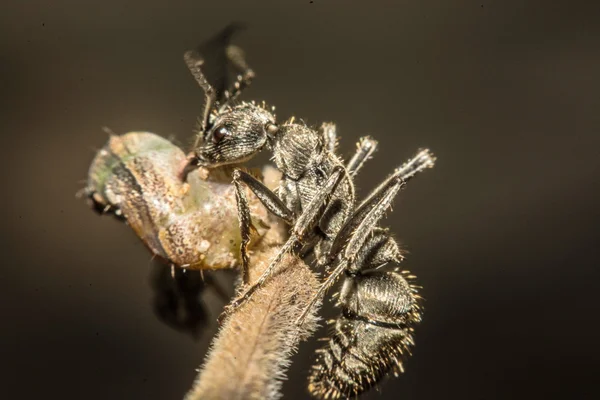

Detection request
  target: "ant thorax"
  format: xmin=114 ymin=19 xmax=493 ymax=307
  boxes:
xmin=255 ymin=121 xmax=355 ymax=264
xmin=270 ymin=123 xmax=326 ymax=180
xmin=85 ymin=131 xmax=278 ymax=270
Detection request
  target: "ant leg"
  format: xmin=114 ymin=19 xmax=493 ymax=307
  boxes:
xmin=233 ymin=170 xmax=295 ymax=223
xmin=297 ymin=172 xmax=404 ymax=325
xmin=319 ymin=122 xmax=338 ymax=153
xmin=296 ymin=134 xmax=376 ymax=259
xmin=297 ymin=149 xmax=435 ymax=325
xmin=350 ymin=148 xmax=435 ymax=237
xmin=223 ymin=166 xmax=347 ymax=315
xmin=221 ymin=45 xmax=255 ymax=104
xmin=317 ymin=125 xmax=377 ymax=177
xmin=184 ymin=50 xmax=217 ymax=149
xmin=232 ymin=177 xmax=254 ymax=286
xmin=231 ymin=170 xmax=295 ymax=284
xmin=346 ymin=136 xmax=378 ymax=178
xmin=319 ymin=149 xmax=435 ymax=270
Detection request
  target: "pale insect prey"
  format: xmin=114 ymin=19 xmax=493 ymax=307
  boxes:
xmin=84 ymin=130 xmax=275 ymax=271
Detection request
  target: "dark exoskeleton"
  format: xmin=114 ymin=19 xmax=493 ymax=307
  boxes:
xmin=182 ymin=25 xmax=435 ymax=399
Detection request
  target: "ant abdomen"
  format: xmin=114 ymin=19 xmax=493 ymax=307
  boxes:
xmin=339 ymin=270 xmax=417 ymax=324
xmin=309 ymin=227 xmax=422 ymax=399
xmin=309 ymin=269 xmax=421 ymax=399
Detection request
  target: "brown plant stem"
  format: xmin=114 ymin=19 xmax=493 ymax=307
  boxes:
xmin=184 ymin=239 xmax=320 ymax=400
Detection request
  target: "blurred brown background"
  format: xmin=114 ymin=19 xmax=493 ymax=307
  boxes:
xmin=1 ymin=0 xmax=599 ymax=399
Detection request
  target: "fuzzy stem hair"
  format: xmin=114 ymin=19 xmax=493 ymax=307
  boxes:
xmin=184 ymin=244 xmax=320 ymax=400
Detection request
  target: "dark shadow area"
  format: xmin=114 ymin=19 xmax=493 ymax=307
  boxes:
xmin=150 ymin=263 xmax=231 ymax=341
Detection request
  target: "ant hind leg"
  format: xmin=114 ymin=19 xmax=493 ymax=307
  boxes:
xmin=346 ymin=136 xmax=378 ymax=178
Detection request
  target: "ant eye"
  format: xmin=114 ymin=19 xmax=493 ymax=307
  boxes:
xmin=212 ymin=125 xmax=230 ymax=144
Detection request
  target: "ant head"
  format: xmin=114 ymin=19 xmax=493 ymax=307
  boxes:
xmin=191 ymin=102 xmax=278 ymax=168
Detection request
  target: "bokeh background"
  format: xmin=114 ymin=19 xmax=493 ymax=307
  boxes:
xmin=1 ymin=1 xmax=599 ymax=399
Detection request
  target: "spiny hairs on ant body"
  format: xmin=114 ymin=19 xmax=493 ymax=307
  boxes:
xmin=308 ymin=232 xmax=423 ymax=399
xmin=182 ymin=24 xmax=436 ymax=398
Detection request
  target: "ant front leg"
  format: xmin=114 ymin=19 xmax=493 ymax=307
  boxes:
xmin=231 ymin=169 xmax=295 ymax=284
xmin=223 ymin=166 xmax=348 ymax=318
